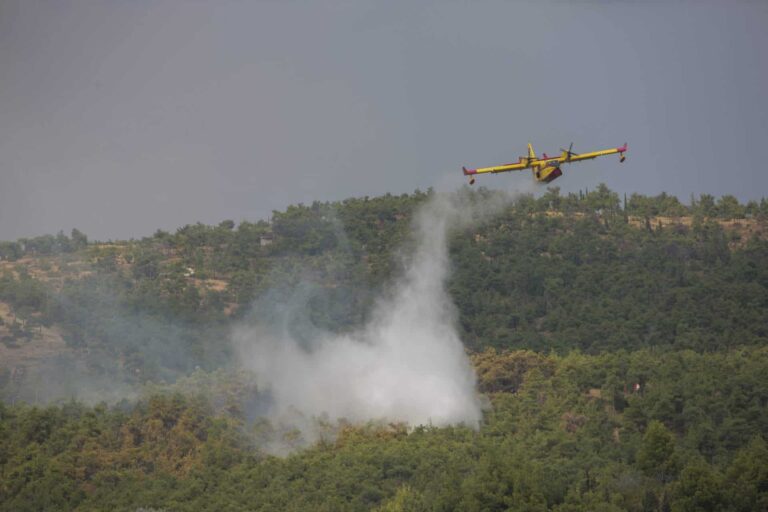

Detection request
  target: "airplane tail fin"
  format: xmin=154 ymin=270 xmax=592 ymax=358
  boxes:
xmin=527 ymin=143 xmax=536 ymax=160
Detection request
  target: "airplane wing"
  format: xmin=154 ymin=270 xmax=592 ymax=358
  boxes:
xmin=463 ymin=161 xmax=528 ymax=177
xmin=564 ymin=143 xmax=627 ymax=163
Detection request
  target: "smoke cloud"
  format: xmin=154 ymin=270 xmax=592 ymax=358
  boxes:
xmin=233 ymin=190 xmax=511 ymax=443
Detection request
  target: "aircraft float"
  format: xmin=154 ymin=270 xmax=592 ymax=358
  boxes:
xmin=462 ymin=142 xmax=627 ymax=185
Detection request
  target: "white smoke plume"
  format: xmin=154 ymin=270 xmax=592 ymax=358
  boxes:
xmin=233 ymin=189 xmax=511 ymax=445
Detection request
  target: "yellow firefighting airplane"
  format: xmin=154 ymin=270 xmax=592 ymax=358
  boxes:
xmin=462 ymin=142 xmax=627 ymax=185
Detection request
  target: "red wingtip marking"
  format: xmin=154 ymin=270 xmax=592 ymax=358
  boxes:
xmin=618 ymin=143 xmax=628 ymax=152
xmin=462 ymin=166 xmax=477 ymax=175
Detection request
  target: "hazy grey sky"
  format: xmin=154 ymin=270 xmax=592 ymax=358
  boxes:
xmin=1 ymin=0 xmax=766 ymax=241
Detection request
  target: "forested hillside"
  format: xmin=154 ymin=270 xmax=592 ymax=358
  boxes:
xmin=1 ymin=186 xmax=767 ymax=510
xmin=1 ymin=348 xmax=766 ymax=511
xmin=2 ymin=186 xmax=766 ymax=368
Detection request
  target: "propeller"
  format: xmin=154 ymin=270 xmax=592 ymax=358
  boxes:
xmin=560 ymin=142 xmax=579 ymax=161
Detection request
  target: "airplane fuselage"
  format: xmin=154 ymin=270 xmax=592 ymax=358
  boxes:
xmin=534 ymin=164 xmax=563 ymax=183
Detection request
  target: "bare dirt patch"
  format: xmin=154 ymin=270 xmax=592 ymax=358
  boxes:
xmin=192 ymin=278 xmax=228 ymax=292
xmin=0 ymin=301 xmax=71 ymax=371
